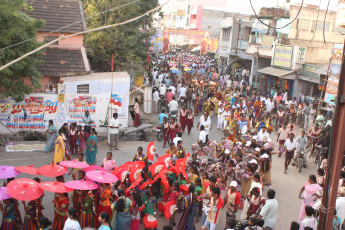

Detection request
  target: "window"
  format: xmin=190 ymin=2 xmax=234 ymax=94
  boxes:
xmin=77 ymin=84 xmax=89 ymax=94
xmin=222 ymin=28 xmax=231 ymax=42
xmin=311 ymin=21 xmax=331 ymax=32
xmin=44 ymin=36 xmax=58 ymax=45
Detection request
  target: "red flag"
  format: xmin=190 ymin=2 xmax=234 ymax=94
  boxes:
xmin=111 ymin=54 xmax=114 ymax=72
xmin=147 ymin=52 xmax=150 ymax=64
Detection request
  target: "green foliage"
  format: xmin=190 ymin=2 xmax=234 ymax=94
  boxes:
xmin=82 ymin=0 xmax=158 ymax=72
xmin=0 ymin=0 xmax=44 ymax=102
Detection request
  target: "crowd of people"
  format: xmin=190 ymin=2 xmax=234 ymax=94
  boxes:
xmin=0 ymin=51 xmax=344 ymax=230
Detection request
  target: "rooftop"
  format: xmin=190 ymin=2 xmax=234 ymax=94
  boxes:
xmin=26 ymin=0 xmax=86 ymax=33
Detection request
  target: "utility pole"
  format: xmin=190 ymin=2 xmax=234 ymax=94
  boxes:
xmin=317 ymin=42 xmax=345 ymax=230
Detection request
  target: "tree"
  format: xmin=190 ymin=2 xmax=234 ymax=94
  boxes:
xmin=82 ymin=0 xmax=158 ymax=72
xmin=0 ymin=0 xmax=44 ymax=102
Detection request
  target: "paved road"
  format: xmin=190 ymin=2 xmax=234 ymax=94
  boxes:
xmin=0 ymin=114 xmax=316 ymax=229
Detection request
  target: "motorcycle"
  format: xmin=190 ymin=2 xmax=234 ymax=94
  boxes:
xmin=156 ymin=124 xmax=163 ymax=141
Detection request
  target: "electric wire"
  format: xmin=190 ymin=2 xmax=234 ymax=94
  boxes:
xmin=309 ymin=0 xmax=322 ymax=43
xmin=0 ymin=0 xmax=171 ymax=71
xmin=323 ymin=0 xmax=331 ymax=43
xmin=249 ymin=0 xmax=304 ymax=29
xmin=0 ymin=0 xmax=141 ymax=51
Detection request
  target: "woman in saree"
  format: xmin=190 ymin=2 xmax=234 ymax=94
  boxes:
xmin=298 ymin=174 xmax=322 ymax=222
xmin=226 ymin=112 xmax=237 ymax=141
xmin=23 ymin=199 xmax=40 ymax=230
xmin=177 ymin=184 xmax=198 ymax=230
xmin=110 ymin=188 xmax=132 ymax=230
xmin=194 ymin=95 xmax=201 ymax=115
xmin=0 ymin=199 xmax=16 ymax=230
xmin=85 ymin=128 xmax=98 ymax=165
xmin=96 ymin=183 xmax=112 ymax=227
xmin=79 ymin=190 xmax=95 ymax=228
xmin=44 ymin=120 xmax=57 ymax=153
xmin=52 ymin=193 xmax=69 ymax=230
xmin=53 ymin=128 xmax=66 ymax=164
xmin=76 ymin=125 xmax=86 ymax=154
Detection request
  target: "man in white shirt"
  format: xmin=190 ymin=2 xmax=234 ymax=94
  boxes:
xmin=259 ymin=189 xmax=278 ymax=229
xmin=173 ymin=132 xmax=183 ymax=146
xmin=282 ymin=90 xmax=288 ymax=102
xmin=226 ymin=77 xmax=232 ymax=88
xmin=168 ymin=97 xmax=178 ymax=114
xmin=266 ymin=97 xmax=275 ymax=114
xmin=199 ymin=125 xmax=207 ymax=144
xmin=336 ymin=190 xmax=345 ymax=229
xmin=284 ymin=133 xmax=298 ymax=173
xmin=257 ymin=126 xmax=270 ymax=141
xmin=158 ymin=73 xmax=164 ymax=83
xmin=152 ymin=89 xmax=160 ymax=113
xmin=299 ymin=206 xmax=317 ymax=230
xmin=109 ymin=113 xmax=121 ymax=150
xmin=198 ymin=112 xmax=212 ymax=143
xmin=159 ymin=84 xmax=166 ymax=96
xmin=179 ymin=85 xmax=187 ymax=100
xmin=169 ymin=85 xmax=176 ymax=95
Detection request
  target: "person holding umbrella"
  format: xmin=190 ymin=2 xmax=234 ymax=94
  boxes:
xmin=79 ymin=190 xmax=96 ymax=229
xmin=0 ymin=198 xmax=16 ymax=230
xmin=52 ymin=193 xmax=69 ymax=230
xmin=85 ymin=128 xmax=98 ymax=165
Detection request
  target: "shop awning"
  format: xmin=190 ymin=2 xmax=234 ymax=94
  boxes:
xmin=258 ymin=66 xmax=296 ymax=79
xmin=313 ymin=64 xmax=329 ymax=75
xmin=297 ymin=75 xmax=320 ymax=84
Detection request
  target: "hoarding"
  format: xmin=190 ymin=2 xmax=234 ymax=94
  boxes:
xmin=272 ymin=45 xmax=294 ymax=68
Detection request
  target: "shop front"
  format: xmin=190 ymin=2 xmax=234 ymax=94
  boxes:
xmin=297 ymin=64 xmax=323 ymax=102
xmin=257 ymin=66 xmax=296 ymax=97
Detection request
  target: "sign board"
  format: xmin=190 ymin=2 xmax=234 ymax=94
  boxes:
xmin=276 ymin=19 xmax=291 ymax=34
xmin=163 ymin=28 xmax=208 ymax=37
xmin=273 ymin=45 xmax=294 ymax=69
xmin=238 ymin=40 xmax=249 ymax=50
xmin=252 ymin=19 xmax=269 ymax=33
xmin=301 ymin=64 xmax=321 ymax=79
xmin=261 ymin=35 xmax=274 ymax=49
xmin=296 ymin=47 xmax=307 ymax=64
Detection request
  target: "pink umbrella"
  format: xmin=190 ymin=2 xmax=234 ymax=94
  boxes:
xmin=15 ymin=165 xmax=39 ymax=175
xmin=37 ymin=164 xmax=68 ymax=177
xmin=0 ymin=187 xmax=11 ymax=201
xmin=39 ymin=181 xmax=73 ymax=193
xmin=86 ymin=170 xmax=118 ymax=184
xmin=83 ymin=165 xmax=107 ymax=172
xmin=0 ymin=166 xmax=20 ymax=179
xmin=59 ymin=160 xmax=89 ymax=169
xmin=64 ymin=180 xmax=98 ymax=190
xmin=7 ymin=178 xmax=44 ymax=201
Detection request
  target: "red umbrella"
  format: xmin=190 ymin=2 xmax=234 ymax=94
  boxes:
xmin=143 ymin=214 xmax=158 ymax=229
xmin=158 ymin=154 xmax=171 ymax=168
xmin=59 ymin=160 xmax=89 ymax=169
xmin=112 ymin=166 xmax=129 ymax=182
xmin=37 ymin=164 xmax=68 ymax=177
xmin=39 ymin=181 xmax=73 ymax=193
xmin=164 ymin=201 xmax=177 ymax=220
xmin=129 ymin=168 xmax=142 ymax=183
xmin=146 ymin=141 xmax=155 ymax=161
xmin=149 ymin=161 xmax=166 ymax=176
xmin=7 ymin=178 xmax=44 ymax=201
xmin=64 ymin=180 xmax=98 ymax=190
xmin=0 ymin=166 xmax=20 ymax=179
xmin=126 ymin=174 xmax=142 ymax=192
xmin=84 ymin=165 xmax=107 ymax=172
xmin=86 ymin=170 xmax=118 ymax=184
xmin=14 ymin=165 xmax=39 ymax=175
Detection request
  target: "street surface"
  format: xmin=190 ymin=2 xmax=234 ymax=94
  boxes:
xmin=0 ymin=114 xmax=315 ymax=229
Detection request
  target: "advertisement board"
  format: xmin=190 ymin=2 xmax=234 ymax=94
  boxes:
xmin=273 ymin=45 xmax=294 ymax=68
xmin=296 ymin=47 xmax=307 ymax=64
xmin=252 ymin=19 xmax=269 ymax=33
xmin=302 ymin=64 xmax=321 ymax=80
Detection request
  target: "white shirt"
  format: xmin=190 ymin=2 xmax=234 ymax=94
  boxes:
xmin=158 ymin=74 xmax=164 ymax=83
xmin=299 ymin=216 xmax=317 ymax=230
xmin=266 ymin=100 xmax=275 ymax=112
xmin=284 ymin=138 xmax=298 ymax=151
xmin=199 ymin=130 xmax=207 ymax=143
xmin=153 ymin=91 xmax=160 ymax=102
xmin=168 ymin=100 xmax=178 ymax=111
xmin=173 ymin=137 xmax=182 ymax=146
xmin=179 ymin=87 xmax=187 ymax=98
xmin=283 ymin=92 xmax=288 ymax=102
xmin=226 ymin=79 xmax=232 ymax=88
xmin=159 ymin=86 xmax=166 ymax=95
xmin=257 ymin=130 xmax=270 ymax=141
xmin=336 ymin=197 xmax=345 ymax=226
xmin=169 ymin=85 xmax=176 ymax=95
xmin=109 ymin=118 xmax=119 ymax=134
xmin=260 ymin=199 xmax=278 ymax=229
xmin=63 ymin=218 xmax=81 ymax=230
xmin=199 ymin=116 xmax=211 ymax=135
